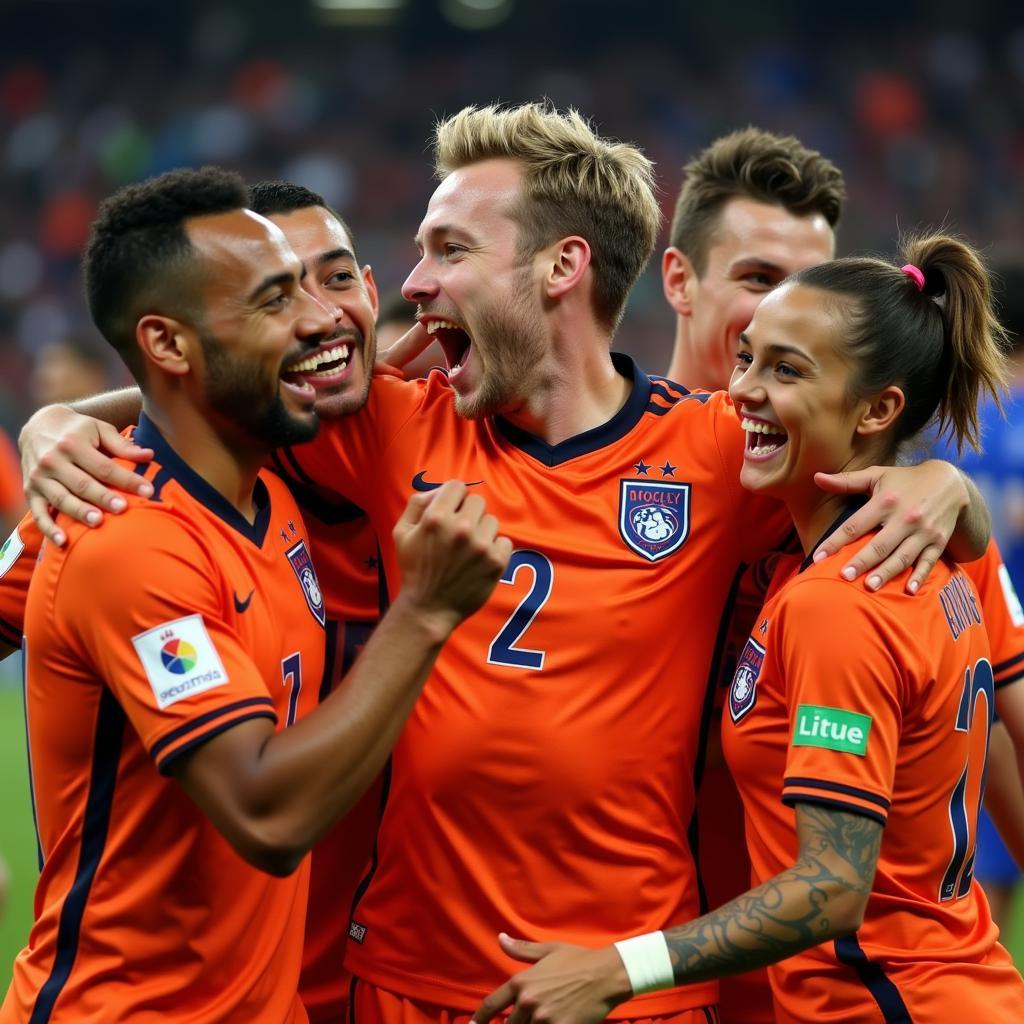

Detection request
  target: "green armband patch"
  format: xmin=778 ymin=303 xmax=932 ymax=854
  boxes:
xmin=793 ymin=705 xmax=871 ymax=756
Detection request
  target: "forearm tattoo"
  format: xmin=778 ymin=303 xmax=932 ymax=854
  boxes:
xmin=664 ymin=804 xmax=882 ymax=984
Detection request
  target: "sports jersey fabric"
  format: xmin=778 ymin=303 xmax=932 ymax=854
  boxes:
xmin=700 ymin=536 xmax=1023 ymax=1024
xmin=722 ymin=515 xmax=1024 ymax=1022
xmin=0 ymin=510 xmax=37 ymax=650
xmin=286 ymin=354 xmax=791 ymax=1016
xmin=270 ymin=450 xmax=384 ymax=1024
xmin=0 ymin=427 xmax=24 ymax=525
xmin=1 ymin=414 xmax=325 ymax=1024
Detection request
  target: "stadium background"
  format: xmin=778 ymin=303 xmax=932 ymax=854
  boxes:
xmin=1 ymin=0 xmax=1023 ymax=985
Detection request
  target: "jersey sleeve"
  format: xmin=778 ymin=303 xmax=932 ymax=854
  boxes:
xmin=776 ymin=580 xmax=903 ymax=826
xmin=56 ymin=510 xmax=279 ymax=774
xmin=283 ymin=374 xmax=425 ymax=507
xmin=0 ymin=510 xmax=40 ymax=646
xmin=709 ymin=392 xmax=794 ymax=564
xmin=965 ymin=539 xmax=1024 ymax=690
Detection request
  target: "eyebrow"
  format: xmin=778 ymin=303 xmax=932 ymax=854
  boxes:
xmin=315 ymin=247 xmax=356 ymax=267
xmin=413 ymin=224 xmax=474 ymax=249
xmin=738 ymin=332 xmax=816 ymax=364
xmin=732 ymin=257 xmax=786 ymax=275
xmin=247 ymin=268 xmax=301 ymax=303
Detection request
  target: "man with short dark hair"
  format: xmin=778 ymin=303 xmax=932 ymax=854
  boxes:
xmin=0 ymin=167 xmax=509 ymax=1023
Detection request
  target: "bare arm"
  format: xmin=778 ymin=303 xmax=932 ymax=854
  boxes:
xmin=991 ymin=687 xmax=1024 ymax=869
xmin=814 ymin=461 xmax=988 ymax=593
xmin=472 ymin=805 xmax=881 ymax=1023
xmin=173 ymin=481 xmax=511 ymax=876
xmin=20 ymin=387 xmax=149 ymax=543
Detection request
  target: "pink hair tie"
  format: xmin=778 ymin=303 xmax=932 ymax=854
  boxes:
xmin=901 ymin=263 xmax=925 ymax=291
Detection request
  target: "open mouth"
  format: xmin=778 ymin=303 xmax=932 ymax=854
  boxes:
xmin=281 ymin=341 xmax=353 ymax=385
xmin=741 ymin=417 xmax=788 ymax=456
xmin=425 ymin=318 xmax=472 ymax=373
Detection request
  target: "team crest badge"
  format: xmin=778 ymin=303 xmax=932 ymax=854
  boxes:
xmin=729 ymin=637 xmax=765 ymax=723
xmin=618 ymin=480 xmax=690 ymax=562
xmin=286 ymin=540 xmax=326 ymax=627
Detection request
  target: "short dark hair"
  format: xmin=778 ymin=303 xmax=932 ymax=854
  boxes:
xmin=247 ymin=180 xmax=357 ymax=253
xmin=83 ymin=166 xmax=248 ymax=378
xmin=670 ymin=128 xmax=845 ymax=277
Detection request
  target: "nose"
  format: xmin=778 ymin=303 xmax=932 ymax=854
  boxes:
xmin=296 ymin=289 xmax=336 ymax=347
xmin=402 ymin=257 xmax=437 ymax=304
xmin=728 ymin=361 xmax=763 ymax=408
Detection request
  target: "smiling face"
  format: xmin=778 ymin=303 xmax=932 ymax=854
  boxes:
xmin=728 ymin=282 xmax=870 ymax=502
xmin=186 ymin=209 xmax=333 ymax=447
xmin=266 ymin=205 xmax=379 ymax=420
xmin=667 ymin=197 xmax=835 ymax=390
xmin=402 ymin=158 xmax=548 ymax=420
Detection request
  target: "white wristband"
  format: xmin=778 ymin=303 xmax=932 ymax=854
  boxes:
xmin=613 ymin=931 xmax=674 ymax=995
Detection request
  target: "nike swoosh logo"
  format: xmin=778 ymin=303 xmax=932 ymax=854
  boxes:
xmin=411 ymin=472 xmax=483 ymax=492
xmin=234 ymin=589 xmax=255 ymax=614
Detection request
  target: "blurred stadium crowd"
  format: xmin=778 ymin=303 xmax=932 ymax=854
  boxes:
xmin=1 ymin=1 xmax=1024 ymax=432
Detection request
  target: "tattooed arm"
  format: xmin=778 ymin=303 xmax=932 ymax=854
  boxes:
xmin=471 ymin=804 xmax=882 ymax=1024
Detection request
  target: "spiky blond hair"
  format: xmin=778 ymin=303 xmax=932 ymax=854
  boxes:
xmin=433 ymin=102 xmax=661 ymax=332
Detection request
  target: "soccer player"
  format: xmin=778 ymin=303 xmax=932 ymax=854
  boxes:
xmin=1 ymin=167 xmax=509 ymax=1023
xmin=662 ymin=128 xmax=1024 ymax=1022
xmin=16 ymin=106 xmax=991 ymax=1024
xmin=475 ymin=236 xmax=1024 ymax=1023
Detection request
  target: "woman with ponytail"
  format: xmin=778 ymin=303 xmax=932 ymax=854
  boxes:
xmin=471 ymin=234 xmax=1024 ymax=1024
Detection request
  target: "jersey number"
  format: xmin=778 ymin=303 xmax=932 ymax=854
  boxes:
xmin=487 ymin=550 xmax=553 ymax=671
xmin=281 ymin=652 xmax=302 ymax=727
xmin=940 ymin=657 xmax=994 ymax=901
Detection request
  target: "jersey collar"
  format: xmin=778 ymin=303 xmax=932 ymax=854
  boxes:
xmin=494 ymin=352 xmax=653 ymax=467
xmin=799 ymin=497 xmax=869 ymax=573
xmin=133 ymin=413 xmax=272 ymax=546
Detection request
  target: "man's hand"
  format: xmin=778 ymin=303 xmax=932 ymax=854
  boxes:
xmin=473 ymin=934 xmax=630 ymax=1024
xmin=375 ymin=321 xmax=432 ymax=378
xmin=20 ymin=405 xmax=152 ymax=545
xmin=813 ymin=460 xmax=977 ymax=593
xmin=393 ymin=481 xmax=512 ymax=639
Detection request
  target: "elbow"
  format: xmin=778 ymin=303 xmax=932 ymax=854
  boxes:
xmin=828 ymin=889 xmax=870 ymax=938
xmin=229 ymin=819 xmax=311 ymax=878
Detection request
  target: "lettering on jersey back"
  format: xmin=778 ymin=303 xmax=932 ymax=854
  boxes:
xmin=131 ymin=614 xmax=229 ymax=709
xmin=729 ymin=637 xmax=765 ymax=723
xmin=286 ymin=540 xmax=326 ymax=627
xmin=938 ymin=572 xmax=983 ymax=641
xmin=618 ymin=479 xmax=691 ymax=562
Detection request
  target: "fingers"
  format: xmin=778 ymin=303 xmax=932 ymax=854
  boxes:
xmin=472 ymin=980 xmax=517 ymax=1024
xmin=906 ymin=543 xmax=944 ymax=594
xmin=814 ymin=469 xmax=879 ymax=497
xmin=499 ymin=932 xmax=552 ymax=964
xmin=377 ymin=322 xmax=432 ymax=369
xmin=97 ymin=422 xmax=153 ymax=467
xmin=28 ymin=493 xmax=64 ymax=547
xmin=812 ymin=496 xmax=894 ymax=568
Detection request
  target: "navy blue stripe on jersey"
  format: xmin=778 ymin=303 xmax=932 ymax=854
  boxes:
xmin=799 ymin=498 xmax=869 ymax=572
xmin=834 ymin=934 xmax=913 ymax=1023
xmin=29 ymin=686 xmax=126 ymax=1024
xmin=495 ymin=353 xmax=653 ymax=466
xmin=648 ymin=373 xmax=691 ymax=396
xmin=347 ymin=755 xmax=393 ymax=930
xmin=690 ymin=561 xmax=748 ymax=915
xmin=269 ymin=449 xmax=366 ymax=525
xmin=783 ymin=777 xmax=891 ymax=810
xmin=134 ymin=414 xmax=272 ymax=546
xmin=149 ymin=697 xmax=277 ymax=765
xmin=994 ymin=652 xmax=1024 ymax=689
xmin=781 ymin=793 xmax=888 ymax=827
xmin=279 ymin=444 xmax=322 ymax=491
xmin=157 ymin=710 xmax=276 ymax=775
xmin=0 ymin=614 xmax=21 ymax=646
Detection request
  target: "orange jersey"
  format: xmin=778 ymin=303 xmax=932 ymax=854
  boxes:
xmin=703 ymin=535 xmax=1024 ymax=1024
xmin=286 ymin=356 xmax=791 ymax=1017
xmin=1 ymin=415 xmax=326 ymax=1024
xmin=722 ymin=519 xmax=1024 ymax=1023
xmin=270 ymin=451 xmax=384 ymax=1024
xmin=0 ymin=510 xmax=39 ymax=650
